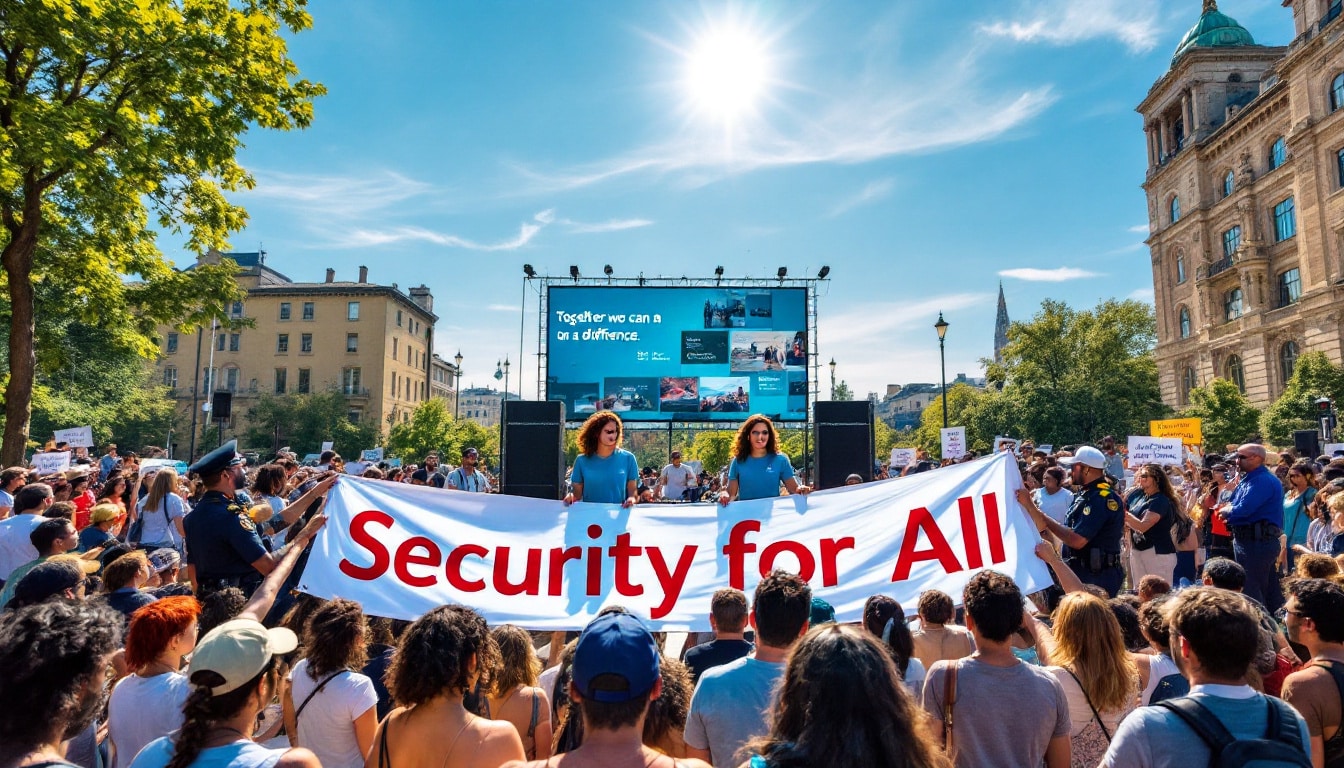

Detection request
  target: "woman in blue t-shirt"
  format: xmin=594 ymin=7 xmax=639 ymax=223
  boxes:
xmin=719 ymin=414 xmax=811 ymax=504
xmin=564 ymin=411 xmax=638 ymax=507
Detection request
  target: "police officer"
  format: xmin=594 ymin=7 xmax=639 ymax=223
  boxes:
xmin=184 ymin=440 xmax=334 ymax=597
xmin=1019 ymin=445 xmax=1125 ymax=596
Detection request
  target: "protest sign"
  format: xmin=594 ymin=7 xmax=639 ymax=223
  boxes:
xmin=344 ymin=461 xmax=370 ymax=476
xmin=1037 ymin=445 xmax=1053 ymax=455
xmin=1150 ymin=418 xmax=1203 ymax=446
xmin=321 ymin=441 xmax=335 ymax=453
xmin=361 ymin=448 xmax=384 ymax=462
xmin=54 ymin=427 xmax=94 ymax=448
xmin=299 ymin=452 xmax=1049 ymax=630
xmin=32 ymin=451 xmax=71 ymax=476
xmin=889 ymin=448 xmax=916 ymax=467
xmin=940 ymin=427 xmax=967 ymax=459
xmin=993 ymin=437 xmax=1020 ymax=453
xmin=1325 ymin=443 xmax=1344 ymax=457
xmin=1128 ymin=435 xmax=1184 ymax=466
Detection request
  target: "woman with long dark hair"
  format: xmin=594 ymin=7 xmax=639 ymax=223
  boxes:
xmin=746 ymin=624 xmax=947 ymax=768
xmin=1123 ymin=464 xmax=1180 ymax=584
xmin=719 ymin=414 xmax=811 ymax=504
xmin=1045 ymin=593 xmax=1139 ymax=767
xmin=282 ymin=599 xmax=377 ymax=768
xmin=862 ymin=594 xmax=925 ymax=695
xmin=564 ymin=411 xmax=638 ymax=507
xmin=1280 ymin=459 xmax=1318 ymax=572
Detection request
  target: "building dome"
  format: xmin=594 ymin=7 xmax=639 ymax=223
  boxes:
xmin=1171 ymin=0 xmax=1257 ymax=66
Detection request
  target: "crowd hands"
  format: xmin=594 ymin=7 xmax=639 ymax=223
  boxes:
xmin=5 ymin=431 xmax=1344 ymax=768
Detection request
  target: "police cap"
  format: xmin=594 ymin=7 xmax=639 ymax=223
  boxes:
xmin=189 ymin=439 xmax=247 ymax=476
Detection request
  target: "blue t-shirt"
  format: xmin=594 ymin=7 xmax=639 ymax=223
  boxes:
xmin=130 ymin=735 xmax=285 ymax=768
xmin=571 ymin=449 xmax=638 ymax=504
xmin=728 ymin=453 xmax=794 ymax=500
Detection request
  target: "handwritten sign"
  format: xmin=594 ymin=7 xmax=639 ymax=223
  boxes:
xmin=361 ymin=448 xmax=384 ymax=462
xmin=32 ymin=451 xmax=72 ymax=476
xmin=890 ymin=448 xmax=917 ymax=467
xmin=1128 ymin=435 xmax=1183 ymax=466
xmin=321 ymin=441 xmax=335 ymax=453
xmin=940 ymin=427 xmax=967 ymax=460
xmin=54 ymin=426 xmax=94 ymax=448
xmin=994 ymin=437 xmax=1020 ymax=454
xmin=1150 ymin=418 xmax=1202 ymax=446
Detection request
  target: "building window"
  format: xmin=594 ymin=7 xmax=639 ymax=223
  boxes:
xmin=202 ymin=367 xmax=215 ymax=394
xmin=342 ymin=367 xmax=362 ymax=395
xmin=1224 ymin=288 xmax=1243 ymax=321
xmin=300 ymin=333 xmax=312 ymax=354
xmin=228 ymin=333 xmax=240 ymax=352
xmin=1338 ymin=148 xmax=1344 ymax=189
xmin=1278 ymin=268 xmax=1302 ymax=307
xmin=275 ymin=368 xmax=287 ymax=394
xmin=230 ymin=301 xmax=244 ymax=319
xmin=277 ymin=334 xmax=289 ymax=353
xmin=216 ymin=333 xmax=226 ymax=352
xmin=1182 ymin=366 xmax=1198 ymax=404
xmin=1281 ymin=341 xmax=1300 ymax=385
xmin=279 ymin=302 xmax=291 ymax=321
xmin=297 ymin=368 xmax=311 ymax=394
xmin=348 ymin=408 xmax=363 ymax=423
xmin=302 ymin=301 xmax=314 ymax=320
xmin=1169 ymin=196 xmax=1180 ymax=224
xmin=393 ymin=338 xmax=398 ymax=360
xmin=1273 ymin=197 xmax=1296 ymax=242
xmin=347 ymin=301 xmax=360 ymax=321
xmin=1223 ymin=170 xmax=1235 ymax=198
xmin=1270 ymin=137 xmax=1287 ymax=170
xmin=396 ymin=309 xmax=403 ymax=327
xmin=163 ymin=367 xmax=177 ymax=389
xmin=1226 ymin=355 xmax=1246 ymax=393
xmin=391 ymin=372 xmax=398 ymax=397
xmin=1176 ymin=253 xmax=1186 ymax=283
xmin=166 ymin=332 xmax=178 ymax=354
xmin=1223 ymin=226 xmax=1242 ymax=258
xmin=1333 ymin=72 xmax=1344 ymax=112
xmin=1179 ymin=306 xmax=1191 ymax=338
xmin=346 ymin=333 xmax=359 ymax=353
xmin=224 ymin=366 xmax=240 ymax=392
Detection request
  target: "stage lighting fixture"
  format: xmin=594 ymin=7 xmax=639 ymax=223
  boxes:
xmin=523 ymin=264 xmax=536 ymax=278
xmin=570 ymin=265 xmax=580 ymax=281
xmin=604 ymin=264 xmax=614 ymax=276
xmin=817 ymin=265 xmax=830 ymax=279
xmin=714 ymin=266 xmax=724 ymax=276
xmin=638 ymin=272 xmax=646 ymax=286
xmin=777 ymin=267 xmax=788 ymax=280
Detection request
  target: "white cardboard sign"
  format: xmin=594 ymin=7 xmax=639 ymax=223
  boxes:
xmin=32 ymin=451 xmax=72 ymax=476
xmin=54 ymin=426 xmax=94 ymax=448
xmin=1127 ymin=435 xmax=1184 ymax=466
xmin=940 ymin=427 xmax=967 ymax=459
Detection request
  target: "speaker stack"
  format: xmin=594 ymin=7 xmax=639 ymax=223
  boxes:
xmin=501 ymin=400 xmax=566 ymax=499
xmin=814 ymin=400 xmax=875 ymax=490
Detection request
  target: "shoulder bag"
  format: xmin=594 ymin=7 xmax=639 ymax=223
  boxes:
xmin=1062 ymin=668 xmax=1114 ymax=768
xmin=943 ymin=660 xmax=960 ymax=760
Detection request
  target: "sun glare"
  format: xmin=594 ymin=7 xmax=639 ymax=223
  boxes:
xmin=684 ymin=25 xmax=770 ymax=124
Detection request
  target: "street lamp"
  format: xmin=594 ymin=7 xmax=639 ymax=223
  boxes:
xmin=828 ymin=358 xmax=837 ymax=399
xmin=453 ymin=350 xmax=463 ymax=420
xmin=935 ymin=313 xmax=949 ymax=430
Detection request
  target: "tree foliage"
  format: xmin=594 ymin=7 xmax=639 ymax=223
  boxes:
xmin=1182 ymin=378 xmax=1262 ymax=450
xmin=241 ymin=391 xmax=379 ymax=461
xmin=1260 ymin=352 xmax=1344 ymax=447
xmin=688 ymin=430 xmax=736 ymax=476
xmin=385 ymin=400 xmax=500 ymax=468
xmin=832 ymin=381 xmax=854 ymax=401
xmin=913 ymin=383 xmax=995 ymax=457
xmin=0 ymin=0 xmax=324 ymax=463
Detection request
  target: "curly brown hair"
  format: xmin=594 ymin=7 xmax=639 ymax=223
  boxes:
xmin=576 ymin=411 xmax=623 ymax=457
xmin=642 ymin=658 xmax=692 ymax=751
xmin=303 ymin=598 xmax=367 ymax=679
xmin=388 ymin=605 xmax=498 ymax=707
xmin=733 ymin=414 xmax=778 ymax=461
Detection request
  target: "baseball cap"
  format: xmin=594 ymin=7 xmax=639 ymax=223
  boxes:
xmin=670 ymin=450 xmax=682 ymax=458
xmin=572 ymin=613 xmax=660 ymax=703
xmin=10 ymin=559 xmax=88 ymax=606
xmin=99 ymin=543 xmax=134 ymax=570
xmin=809 ymin=597 xmax=836 ymax=625
xmin=463 ymin=447 xmax=479 ymax=458
xmin=1057 ymin=446 xmax=1106 ymax=470
xmin=148 ymin=548 xmax=181 ymax=573
xmin=188 ymin=618 xmax=298 ymax=696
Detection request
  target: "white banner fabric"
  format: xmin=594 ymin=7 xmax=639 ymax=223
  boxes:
xmin=298 ymin=452 xmax=1050 ymax=630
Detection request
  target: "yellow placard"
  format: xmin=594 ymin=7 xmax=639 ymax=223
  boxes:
xmin=1149 ymin=418 xmax=1202 ymax=446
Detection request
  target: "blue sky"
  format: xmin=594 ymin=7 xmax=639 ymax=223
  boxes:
xmin=163 ymin=0 xmax=1289 ymax=400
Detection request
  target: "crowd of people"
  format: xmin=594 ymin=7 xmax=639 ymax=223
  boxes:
xmin=4 ymin=415 xmax=1344 ymax=768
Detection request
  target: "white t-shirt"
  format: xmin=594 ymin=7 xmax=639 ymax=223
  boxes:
xmin=108 ymin=671 xmax=191 ymax=768
xmin=0 ymin=513 xmax=45 ymax=581
xmin=134 ymin=494 xmax=187 ymax=547
xmin=658 ymin=463 xmax=696 ymax=499
xmin=1033 ymin=487 xmax=1075 ymax=525
xmin=0 ymin=488 xmax=13 ymax=511
xmin=902 ymin=657 xmax=927 ymax=698
xmin=288 ymin=659 xmax=378 ymax=768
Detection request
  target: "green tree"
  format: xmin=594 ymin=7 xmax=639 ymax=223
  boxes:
xmin=382 ymin=399 xmax=502 ymax=468
xmin=1182 ymin=378 xmax=1262 ymax=450
xmin=688 ymin=430 xmax=736 ymax=475
xmin=0 ymin=0 xmax=324 ymax=464
xmin=241 ymin=391 xmax=378 ymax=460
xmin=912 ymin=383 xmax=995 ymax=456
xmin=1260 ymin=352 xmax=1344 ymax=447
xmin=874 ymin=418 xmax=897 ymax=461
xmin=832 ymin=381 xmax=854 ymax=401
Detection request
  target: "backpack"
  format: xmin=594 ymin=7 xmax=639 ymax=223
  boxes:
xmin=1157 ymin=695 xmax=1310 ymax=768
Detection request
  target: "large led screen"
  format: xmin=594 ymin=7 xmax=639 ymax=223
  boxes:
xmin=547 ymin=286 xmax=809 ymax=422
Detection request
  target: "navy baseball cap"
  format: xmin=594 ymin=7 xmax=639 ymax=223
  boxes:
xmin=572 ymin=613 xmax=660 ymax=703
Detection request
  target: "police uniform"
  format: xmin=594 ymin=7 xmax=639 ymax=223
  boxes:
xmin=1061 ymin=476 xmax=1126 ymax=597
xmin=183 ymin=441 xmax=266 ymax=596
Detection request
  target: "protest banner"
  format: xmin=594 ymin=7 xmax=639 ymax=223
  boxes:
xmin=940 ymin=427 xmax=967 ymax=459
xmin=299 ymin=452 xmax=1049 ymax=630
xmin=1150 ymin=418 xmax=1203 ymax=446
xmin=54 ymin=426 xmax=94 ymax=448
xmin=1127 ymin=435 xmax=1184 ymax=466
xmin=889 ymin=448 xmax=916 ymax=467
xmin=32 ymin=451 xmax=71 ymax=476
xmin=361 ymin=448 xmax=384 ymax=462
xmin=321 ymin=441 xmax=335 ymax=453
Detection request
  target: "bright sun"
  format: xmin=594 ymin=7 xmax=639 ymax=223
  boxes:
xmin=684 ymin=25 xmax=769 ymax=124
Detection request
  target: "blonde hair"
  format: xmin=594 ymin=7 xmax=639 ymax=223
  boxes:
xmin=143 ymin=468 xmax=179 ymax=512
xmin=490 ymin=624 xmax=540 ymax=695
xmin=1050 ymin=593 xmax=1138 ymax=712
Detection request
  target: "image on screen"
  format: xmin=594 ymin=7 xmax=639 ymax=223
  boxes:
xmin=547 ymin=286 xmax=809 ymax=422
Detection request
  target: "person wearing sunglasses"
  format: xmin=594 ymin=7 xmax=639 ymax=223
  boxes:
xmin=1220 ymin=444 xmax=1286 ymax=613
xmin=564 ymin=411 xmax=638 ymax=507
xmin=718 ymin=415 xmax=811 ymax=504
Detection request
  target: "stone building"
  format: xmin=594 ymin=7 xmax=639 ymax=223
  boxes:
xmin=1142 ymin=0 xmax=1344 ymax=408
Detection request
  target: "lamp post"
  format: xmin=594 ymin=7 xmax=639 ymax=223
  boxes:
xmin=453 ymin=351 xmax=463 ymax=420
xmin=935 ymin=313 xmax=949 ymax=430
xmin=502 ymin=357 xmax=510 ymax=404
xmin=828 ymin=358 xmax=836 ymax=399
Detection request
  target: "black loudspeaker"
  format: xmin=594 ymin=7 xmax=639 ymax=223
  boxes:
xmin=815 ymin=400 xmax=874 ymax=490
xmin=211 ymin=390 xmax=233 ymax=420
xmin=501 ymin=400 xmax=565 ymax=500
xmin=1293 ymin=430 xmax=1321 ymax=460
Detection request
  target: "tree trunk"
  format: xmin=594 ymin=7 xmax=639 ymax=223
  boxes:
xmin=1 ymin=193 xmax=42 ymax=466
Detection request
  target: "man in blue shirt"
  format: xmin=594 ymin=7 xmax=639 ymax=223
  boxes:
xmin=1221 ymin=443 xmax=1285 ymax=613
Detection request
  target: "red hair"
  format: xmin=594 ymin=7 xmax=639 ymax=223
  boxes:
xmin=124 ymin=596 xmax=201 ymax=671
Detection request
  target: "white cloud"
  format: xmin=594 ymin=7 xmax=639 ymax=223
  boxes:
xmin=1128 ymin=224 xmax=1150 ymax=234
xmin=1128 ymin=288 xmax=1155 ymax=302
xmin=242 ymin=169 xmax=436 ymax=218
xmin=981 ymin=0 xmax=1162 ymax=53
xmin=999 ymin=267 xmax=1102 ymax=282
xmin=562 ymin=217 xmax=654 ymax=234
xmin=334 ymin=219 xmax=543 ymax=251
xmin=828 ymin=179 xmax=895 ymax=218
xmin=486 ymin=303 xmax=521 ymax=312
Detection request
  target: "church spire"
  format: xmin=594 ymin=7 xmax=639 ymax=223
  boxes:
xmin=993 ymin=282 xmax=1010 ymax=364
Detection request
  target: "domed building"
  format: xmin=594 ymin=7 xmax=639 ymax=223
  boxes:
xmin=1141 ymin=0 xmax=1344 ymax=417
